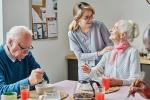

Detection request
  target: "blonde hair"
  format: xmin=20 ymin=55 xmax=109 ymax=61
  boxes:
xmin=69 ymin=2 xmax=95 ymax=32
xmin=116 ymin=20 xmax=139 ymax=42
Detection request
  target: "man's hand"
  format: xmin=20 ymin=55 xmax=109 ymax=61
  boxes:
xmin=81 ymin=64 xmax=91 ymax=74
xmin=28 ymin=68 xmax=44 ymax=86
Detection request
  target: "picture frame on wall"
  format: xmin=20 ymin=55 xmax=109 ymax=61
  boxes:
xmin=32 ymin=23 xmax=47 ymax=40
xmin=47 ymin=17 xmax=58 ymax=38
xmin=32 ymin=0 xmax=58 ymax=40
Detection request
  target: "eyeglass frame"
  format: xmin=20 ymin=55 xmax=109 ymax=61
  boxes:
xmin=13 ymin=39 xmax=34 ymax=52
xmin=18 ymin=43 xmax=34 ymax=52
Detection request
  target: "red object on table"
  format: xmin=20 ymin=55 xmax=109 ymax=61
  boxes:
xmin=102 ymin=78 xmax=110 ymax=91
xmin=20 ymin=89 xmax=29 ymax=100
xmin=95 ymin=92 xmax=104 ymax=100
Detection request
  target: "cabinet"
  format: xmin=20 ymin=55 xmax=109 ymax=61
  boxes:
xmin=67 ymin=59 xmax=78 ymax=80
xmin=141 ymin=65 xmax=150 ymax=85
xmin=66 ymin=54 xmax=78 ymax=81
xmin=140 ymin=57 xmax=150 ymax=85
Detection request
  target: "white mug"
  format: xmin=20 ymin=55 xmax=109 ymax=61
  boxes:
xmin=1 ymin=92 xmax=17 ymax=100
xmin=38 ymin=90 xmax=60 ymax=100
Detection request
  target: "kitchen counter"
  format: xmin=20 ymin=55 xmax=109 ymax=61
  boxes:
xmin=140 ymin=57 xmax=150 ymax=64
xmin=65 ymin=53 xmax=77 ymax=60
xmin=66 ymin=53 xmax=150 ymax=64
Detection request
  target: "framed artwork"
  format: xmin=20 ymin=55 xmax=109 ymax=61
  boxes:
xmin=47 ymin=17 xmax=57 ymax=37
xmin=32 ymin=0 xmax=58 ymax=40
xmin=32 ymin=23 xmax=47 ymax=39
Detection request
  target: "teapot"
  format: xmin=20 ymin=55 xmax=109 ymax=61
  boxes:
xmin=73 ymin=80 xmax=101 ymax=100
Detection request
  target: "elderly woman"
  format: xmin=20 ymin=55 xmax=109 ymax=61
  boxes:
xmin=82 ymin=20 xmax=141 ymax=87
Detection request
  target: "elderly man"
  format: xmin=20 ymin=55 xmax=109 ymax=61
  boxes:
xmin=0 ymin=26 xmax=49 ymax=94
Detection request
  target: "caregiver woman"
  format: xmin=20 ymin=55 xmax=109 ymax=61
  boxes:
xmin=68 ymin=2 xmax=112 ymax=80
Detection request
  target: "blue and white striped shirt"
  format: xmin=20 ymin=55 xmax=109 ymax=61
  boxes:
xmin=68 ymin=20 xmax=112 ymax=80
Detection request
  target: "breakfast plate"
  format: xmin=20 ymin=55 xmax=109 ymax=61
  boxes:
xmin=29 ymin=89 xmax=69 ymax=100
xmin=105 ymin=86 xmax=120 ymax=94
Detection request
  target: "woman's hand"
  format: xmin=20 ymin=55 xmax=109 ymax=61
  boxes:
xmin=128 ymin=80 xmax=147 ymax=98
xmin=97 ymin=46 xmax=113 ymax=56
xmin=81 ymin=64 xmax=91 ymax=74
xmin=109 ymin=78 xmax=123 ymax=87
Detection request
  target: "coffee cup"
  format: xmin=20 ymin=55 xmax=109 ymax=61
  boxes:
xmin=1 ymin=92 xmax=17 ymax=100
xmin=35 ymin=84 xmax=55 ymax=95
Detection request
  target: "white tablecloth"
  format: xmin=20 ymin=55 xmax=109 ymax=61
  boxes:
xmin=54 ymin=80 xmax=148 ymax=100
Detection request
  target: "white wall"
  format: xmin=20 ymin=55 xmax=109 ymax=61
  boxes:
xmin=3 ymin=0 xmax=31 ymax=42
xmin=1 ymin=0 xmax=150 ymax=83
xmin=0 ymin=0 xmax=3 ymax=44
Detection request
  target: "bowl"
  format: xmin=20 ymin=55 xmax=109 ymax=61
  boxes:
xmin=35 ymin=84 xmax=55 ymax=95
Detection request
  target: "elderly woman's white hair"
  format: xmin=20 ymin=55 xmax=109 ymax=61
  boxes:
xmin=6 ymin=26 xmax=32 ymax=42
xmin=116 ymin=20 xmax=139 ymax=42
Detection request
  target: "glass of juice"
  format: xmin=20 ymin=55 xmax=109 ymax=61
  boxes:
xmin=102 ymin=76 xmax=110 ymax=91
xmin=95 ymin=92 xmax=104 ymax=100
xmin=20 ymin=84 xmax=29 ymax=100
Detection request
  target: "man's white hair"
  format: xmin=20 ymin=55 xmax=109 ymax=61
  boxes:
xmin=116 ymin=20 xmax=139 ymax=42
xmin=6 ymin=26 xmax=32 ymax=40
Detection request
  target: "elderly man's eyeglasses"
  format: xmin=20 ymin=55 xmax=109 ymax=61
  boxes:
xmin=18 ymin=43 xmax=34 ymax=52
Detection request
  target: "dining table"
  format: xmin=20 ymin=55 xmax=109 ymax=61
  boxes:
xmin=54 ymin=80 xmax=147 ymax=100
